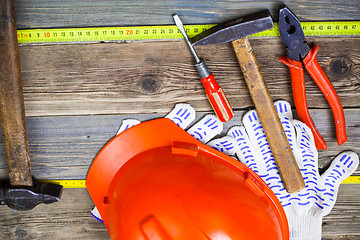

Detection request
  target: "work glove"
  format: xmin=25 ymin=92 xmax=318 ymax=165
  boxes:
xmin=211 ymin=100 xmax=358 ymax=240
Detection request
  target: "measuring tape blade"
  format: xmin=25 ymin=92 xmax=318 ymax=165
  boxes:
xmin=42 ymin=176 xmax=360 ymax=188
xmin=340 ymin=176 xmax=360 ymax=184
xmin=41 ymin=179 xmax=86 ymax=188
xmin=17 ymin=25 xmax=213 ymax=44
xmin=18 ymin=21 xmax=360 ymax=44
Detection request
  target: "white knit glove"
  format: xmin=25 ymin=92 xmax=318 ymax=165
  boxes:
xmin=210 ymin=100 xmax=359 ymax=240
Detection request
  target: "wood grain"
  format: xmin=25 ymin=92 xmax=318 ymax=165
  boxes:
xmin=0 ymin=35 xmax=357 ymax=240
xmin=17 ymin=37 xmax=359 ymax=117
xmin=0 ymin=185 xmax=359 ymax=239
xmin=323 ymin=185 xmax=360 ymax=239
xmin=0 ymin=189 xmax=109 ymax=240
xmin=0 ymin=1 xmax=358 ymax=238
xmin=13 ymin=0 xmax=360 ymax=29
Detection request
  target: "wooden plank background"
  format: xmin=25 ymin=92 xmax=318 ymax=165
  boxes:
xmin=14 ymin=0 xmax=360 ymax=29
xmin=0 ymin=0 xmax=359 ymax=239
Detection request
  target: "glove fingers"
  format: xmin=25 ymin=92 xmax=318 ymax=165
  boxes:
xmin=207 ymin=136 xmax=237 ymax=156
xmin=322 ymin=151 xmax=359 ymax=192
xmin=165 ymin=103 xmax=196 ymax=130
xmin=293 ymin=120 xmax=318 ymax=170
xmin=292 ymin=119 xmax=322 ymax=199
xmin=228 ymin=126 xmax=269 ymax=177
xmin=274 ymin=101 xmax=296 ymax=152
xmin=242 ymin=110 xmax=279 ymax=178
xmin=291 ymin=120 xmax=339 ymax=214
xmin=116 ymin=119 xmax=141 ymax=135
xmin=187 ymin=114 xmax=223 ymax=144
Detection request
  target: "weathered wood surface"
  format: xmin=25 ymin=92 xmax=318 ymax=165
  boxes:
xmin=0 ymin=36 xmax=358 ymax=240
xmin=0 ymin=0 xmax=359 ymax=239
xmin=0 ymin=108 xmax=358 ymax=179
xmin=0 ymin=41 xmax=357 ymax=239
xmin=17 ymin=37 xmax=360 ymax=117
xmin=14 ymin=0 xmax=360 ymax=29
xmin=0 ymin=185 xmax=359 ymax=239
xmin=0 ymin=189 xmax=109 ymax=240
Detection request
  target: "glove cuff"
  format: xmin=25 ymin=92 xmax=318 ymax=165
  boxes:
xmin=287 ymin=212 xmax=322 ymax=240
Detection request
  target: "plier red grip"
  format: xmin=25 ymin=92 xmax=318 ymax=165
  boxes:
xmin=279 ymin=7 xmax=347 ymax=150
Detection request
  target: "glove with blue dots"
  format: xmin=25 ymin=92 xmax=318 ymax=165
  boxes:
xmin=224 ymin=100 xmax=359 ymax=240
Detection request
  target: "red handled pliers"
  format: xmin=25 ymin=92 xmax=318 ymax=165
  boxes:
xmin=278 ymin=7 xmax=347 ymax=150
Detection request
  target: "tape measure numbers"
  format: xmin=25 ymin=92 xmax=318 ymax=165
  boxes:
xmin=18 ymin=21 xmax=360 ymax=44
xmin=17 ymin=25 xmax=214 ymax=44
xmin=42 ymin=176 xmax=360 ymax=188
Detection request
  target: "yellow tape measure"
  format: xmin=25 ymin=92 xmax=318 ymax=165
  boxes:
xmin=18 ymin=21 xmax=360 ymax=44
xmin=341 ymin=176 xmax=360 ymax=184
xmin=41 ymin=179 xmax=86 ymax=188
xmin=42 ymin=176 xmax=360 ymax=188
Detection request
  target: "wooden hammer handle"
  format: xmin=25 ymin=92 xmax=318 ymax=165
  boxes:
xmin=232 ymin=37 xmax=305 ymax=193
xmin=0 ymin=0 xmax=32 ymax=186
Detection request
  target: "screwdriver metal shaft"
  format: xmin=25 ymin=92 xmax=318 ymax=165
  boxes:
xmin=173 ymin=15 xmax=201 ymax=63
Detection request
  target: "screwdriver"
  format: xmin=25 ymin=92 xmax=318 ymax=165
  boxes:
xmin=173 ymin=15 xmax=234 ymax=122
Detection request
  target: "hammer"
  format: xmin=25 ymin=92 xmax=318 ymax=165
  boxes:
xmin=192 ymin=10 xmax=305 ymax=193
xmin=0 ymin=0 xmax=62 ymax=210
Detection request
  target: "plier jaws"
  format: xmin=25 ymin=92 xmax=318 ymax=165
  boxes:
xmin=278 ymin=7 xmax=309 ymax=62
xmin=279 ymin=7 xmax=347 ymax=150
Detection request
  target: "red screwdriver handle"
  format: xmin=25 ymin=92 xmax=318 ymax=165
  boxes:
xmin=201 ymin=73 xmax=234 ymax=122
xmin=280 ymin=56 xmax=327 ymax=149
xmin=303 ymin=45 xmax=347 ymax=146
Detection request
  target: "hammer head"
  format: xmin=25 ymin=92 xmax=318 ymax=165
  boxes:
xmin=192 ymin=10 xmax=273 ymax=46
xmin=0 ymin=178 xmax=63 ymax=211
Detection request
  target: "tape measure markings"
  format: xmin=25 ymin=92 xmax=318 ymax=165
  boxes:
xmin=42 ymin=176 xmax=360 ymax=188
xmin=17 ymin=25 xmax=215 ymax=44
xmin=41 ymin=179 xmax=86 ymax=188
xmin=17 ymin=21 xmax=360 ymax=44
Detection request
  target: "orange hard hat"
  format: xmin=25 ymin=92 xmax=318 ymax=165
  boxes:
xmin=86 ymin=118 xmax=289 ymax=240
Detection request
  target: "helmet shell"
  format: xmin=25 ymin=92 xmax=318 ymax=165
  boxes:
xmin=86 ymin=118 xmax=289 ymax=240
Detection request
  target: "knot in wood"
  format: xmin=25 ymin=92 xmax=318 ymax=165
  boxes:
xmin=15 ymin=228 xmax=27 ymax=238
xmin=330 ymin=58 xmax=351 ymax=76
xmin=141 ymin=77 xmax=159 ymax=93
